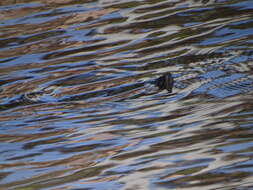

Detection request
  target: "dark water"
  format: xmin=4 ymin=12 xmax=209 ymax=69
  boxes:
xmin=1 ymin=0 xmax=253 ymax=189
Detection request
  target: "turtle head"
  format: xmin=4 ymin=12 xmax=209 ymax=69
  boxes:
xmin=155 ymin=73 xmax=174 ymax=93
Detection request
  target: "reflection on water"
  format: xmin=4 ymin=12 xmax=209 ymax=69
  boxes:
xmin=1 ymin=0 xmax=253 ymax=189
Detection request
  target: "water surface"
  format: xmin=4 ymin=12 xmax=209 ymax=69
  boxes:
xmin=1 ymin=0 xmax=253 ymax=189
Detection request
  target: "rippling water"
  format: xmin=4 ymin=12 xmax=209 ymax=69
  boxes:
xmin=1 ymin=0 xmax=253 ymax=189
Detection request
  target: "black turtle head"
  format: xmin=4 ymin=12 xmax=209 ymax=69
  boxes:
xmin=155 ymin=73 xmax=174 ymax=93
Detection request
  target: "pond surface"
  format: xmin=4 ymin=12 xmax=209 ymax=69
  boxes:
xmin=1 ymin=0 xmax=253 ymax=189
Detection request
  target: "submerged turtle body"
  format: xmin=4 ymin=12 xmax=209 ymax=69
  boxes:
xmin=0 ymin=73 xmax=174 ymax=111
